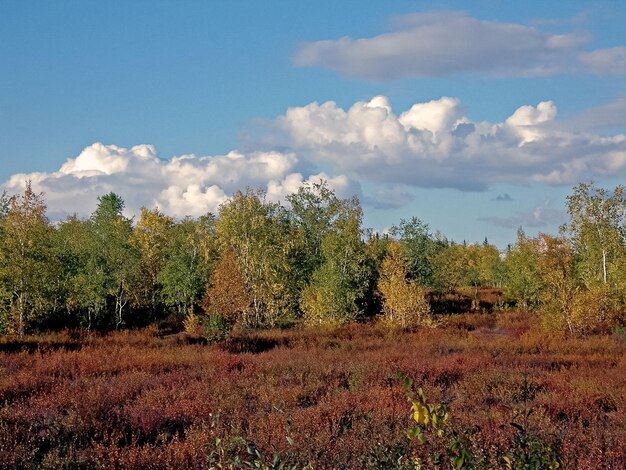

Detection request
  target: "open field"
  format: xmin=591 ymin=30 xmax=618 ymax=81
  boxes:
xmin=1 ymin=312 xmax=625 ymax=469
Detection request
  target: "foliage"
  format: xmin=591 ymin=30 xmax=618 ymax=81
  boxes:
xmin=90 ymin=193 xmax=139 ymax=329
xmin=2 ymin=180 xmax=626 ymax=337
xmin=378 ymin=242 xmax=432 ymax=330
xmin=300 ymin=195 xmax=368 ymax=327
xmin=158 ymin=216 xmax=215 ymax=317
xmin=216 ymin=189 xmax=297 ymax=327
xmin=202 ymin=314 xmax=230 ymax=343
xmin=0 ymin=314 xmax=623 ymax=468
xmin=201 ymin=245 xmax=251 ymax=325
xmin=0 ymin=183 xmax=58 ymax=336
xmin=563 ymin=182 xmax=626 ymax=289
xmin=503 ymin=230 xmax=544 ymax=310
xmin=129 ymin=207 xmax=173 ymax=314
xmin=389 ymin=217 xmax=444 ymax=287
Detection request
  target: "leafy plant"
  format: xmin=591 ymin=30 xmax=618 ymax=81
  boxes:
xmin=399 ymin=373 xmax=477 ymax=469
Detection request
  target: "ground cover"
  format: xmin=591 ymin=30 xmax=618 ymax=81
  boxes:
xmin=0 ymin=312 xmax=624 ymax=468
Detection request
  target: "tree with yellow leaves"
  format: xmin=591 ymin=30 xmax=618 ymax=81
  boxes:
xmin=378 ymin=242 xmax=432 ymax=330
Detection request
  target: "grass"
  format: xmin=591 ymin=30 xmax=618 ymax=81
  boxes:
xmin=0 ymin=312 xmax=624 ymax=468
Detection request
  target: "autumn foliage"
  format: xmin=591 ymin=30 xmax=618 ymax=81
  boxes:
xmin=0 ymin=313 xmax=624 ymax=468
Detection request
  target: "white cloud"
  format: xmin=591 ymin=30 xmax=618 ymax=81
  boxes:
xmin=1 ymin=143 xmax=357 ymax=220
xmin=4 ymin=95 xmax=626 ymax=219
xmin=294 ymin=11 xmax=623 ymax=80
xmin=274 ymin=95 xmax=626 ymax=190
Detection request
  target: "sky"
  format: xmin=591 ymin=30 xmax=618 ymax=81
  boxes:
xmin=1 ymin=1 xmax=625 ymax=247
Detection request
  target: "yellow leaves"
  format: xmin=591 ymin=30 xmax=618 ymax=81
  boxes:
xmin=378 ymin=241 xmax=432 ymax=330
xmin=411 ymin=402 xmax=430 ymax=425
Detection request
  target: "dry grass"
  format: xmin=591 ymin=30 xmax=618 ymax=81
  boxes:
xmin=0 ymin=312 xmax=624 ymax=468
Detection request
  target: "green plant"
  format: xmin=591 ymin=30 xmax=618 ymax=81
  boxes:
xmin=399 ymin=373 xmax=477 ymax=469
xmin=504 ymin=377 xmax=561 ymax=469
xmin=203 ymin=314 xmax=230 ymax=343
xmin=612 ymin=323 xmax=626 ymax=341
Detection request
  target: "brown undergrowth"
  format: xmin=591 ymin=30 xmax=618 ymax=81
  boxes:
xmin=0 ymin=312 xmax=624 ymax=468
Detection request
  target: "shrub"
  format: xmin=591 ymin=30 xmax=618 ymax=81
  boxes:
xmin=202 ymin=314 xmax=230 ymax=343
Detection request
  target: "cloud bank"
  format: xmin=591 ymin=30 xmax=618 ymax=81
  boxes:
xmin=3 ymin=95 xmax=626 ymax=219
xmin=274 ymin=95 xmax=626 ymax=190
xmin=294 ymin=11 xmax=625 ymax=80
xmin=1 ymin=143 xmax=359 ymax=220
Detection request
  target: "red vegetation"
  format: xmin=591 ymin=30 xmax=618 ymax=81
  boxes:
xmin=0 ymin=313 xmax=624 ymax=468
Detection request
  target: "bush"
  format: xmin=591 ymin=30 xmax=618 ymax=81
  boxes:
xmin=202 ymin=314 xmax=230 ymax=343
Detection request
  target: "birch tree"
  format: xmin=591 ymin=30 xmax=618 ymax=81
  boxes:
xmin=0 ymin=183 xmax=57 ymax=336
xmin=564 ymin=183 xmax=626 ymax=288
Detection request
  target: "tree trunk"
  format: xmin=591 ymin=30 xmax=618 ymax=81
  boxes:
xmin=18 ymin=294 xmax=25 ymax=338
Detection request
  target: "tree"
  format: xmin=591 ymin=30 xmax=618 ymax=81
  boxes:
xmin=535 ymin=235 xmax=578 ymax=333
xmin=287 ymin=181 xmax=346 ymax=282
xmin=389 ymin=218 xmax=443 ymax=287
xmin=57 ymin=216 xmax=108 ymax=329
xmin=431 ymin=243 xmax=468 ymax=295
xmin=300 ymin=196 xmax=368 ymax=326
xmin=564 ymin=183 xmax=626 ymax=288
xmin=377 ymin=242 xmax=432 ymax=330
xmin=503 ymin=230 xmax=544 ymax=310
xmin=129 ymin=207 xmax=173 ymax=315
xmin=200 ymin=245 xmax=250 ymax=325
xmin=216 ymin=189 xmax=298 ymax=327
xmin=159 ymin=216 xmax=216 ymax=317
xmin=0 ymin=183 xmax=58 ymax=336
xmin=90 ymin=193 xmax=138 ymax=329
xmin=362 ymin=231 xmax=392 ymax=317
xmin=465 ymin=243 xmax=501 ymax=308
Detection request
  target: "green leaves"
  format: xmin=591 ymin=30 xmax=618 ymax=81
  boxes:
xmin=0 ymin=182 xmax=58 ymax=335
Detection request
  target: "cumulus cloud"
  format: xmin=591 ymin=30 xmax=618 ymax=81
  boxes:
xmin=1 ymin=143 xmax=358 ymax=220
xmin=4 ymin=95 xmax=626 ymax=219
xmin=273 ymin=95 xmax=626 ymax=190
xmin=294 ymin=11 xmax=624 ymax=80
xmin=478 ymin=200 xmax=566 ymax=229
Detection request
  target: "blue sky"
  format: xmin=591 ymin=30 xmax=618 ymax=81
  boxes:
xmin=1 ymin=1 xmax=625 ymax=247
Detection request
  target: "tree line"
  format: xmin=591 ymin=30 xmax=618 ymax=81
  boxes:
xmin=0 ymin=181 xmax=624 ymax=337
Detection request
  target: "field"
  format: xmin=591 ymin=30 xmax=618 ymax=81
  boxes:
xmin=1 ymin=312 xmax=625 ymax=469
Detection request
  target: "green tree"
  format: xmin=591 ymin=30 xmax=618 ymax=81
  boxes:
xmin=159 ymin=216 xmax=216 ymax=317
xmin=300 ymin=196 xmax=368 ymax=326
xmin=129 ymin=207 xmax=173 ymax=315
xmin=503 ymin=230 xmax=544 ymax=310
xmin=0 ymin=183 xmax=58 ymax=336
xmin=564 ymin=183 xmax=626 ymax=288
xmin=287 ymin=181 xmax=346 ymax=282
xmin=90 ymin=193 xmax=138 ymax=329
xmin=389 ymin=217 xmax=443 ymax=287
xmin=362 ymin=230 xmax=392 ymax=317
xmin=216 ymin=189 xmax=298 ymax=327
xmin=57 ymin=216 xmax=108 ymax=329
